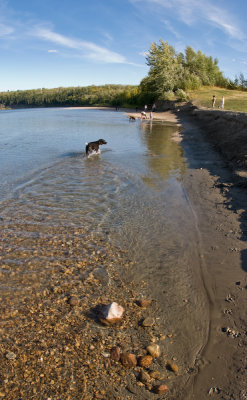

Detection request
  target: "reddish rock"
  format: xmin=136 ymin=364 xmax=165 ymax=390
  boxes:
xmin=153 ymin=384 xmax=169 ymax=394
xmin=138 ymin=355 xmax=153 ymax=368
xmin=136 ymin=299 xmax=152 ymax=308
xmin=120 ymin=353 xmax=137 ymax=368
xmin=110 ymin=346 xmax=121 ymax=361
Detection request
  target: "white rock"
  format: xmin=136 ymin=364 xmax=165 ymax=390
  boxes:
xmin=100 ymin=302 xmax=125 ymax=324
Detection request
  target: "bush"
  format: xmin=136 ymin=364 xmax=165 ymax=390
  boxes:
xmin=175 ymin=89 xmax=189 ymax=101
xmin=159 ymin=91 xmax=176 ymax=101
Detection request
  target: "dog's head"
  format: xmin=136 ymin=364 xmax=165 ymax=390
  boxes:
xmin=98 ymin=139 xmax=107 ymax=145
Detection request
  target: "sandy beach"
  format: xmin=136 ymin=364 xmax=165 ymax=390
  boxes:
xmin=0 ymin=105 xmax=246 ymax=399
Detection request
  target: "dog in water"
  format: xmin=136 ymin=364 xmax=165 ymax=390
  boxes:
xmin=85 ymin=139 xmax=107 ymax=156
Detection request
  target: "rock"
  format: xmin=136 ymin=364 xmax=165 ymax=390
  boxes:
xmin=6 ymin=352 xmax=16 ymax=360
xmin=110 ymin=346 xmax=121 ymax=361
xmin=153 ymin=384 xmax=169 ymax=394
xmin=149 ymin=370 xmax=165 ymax=380
xmin=139 ymin=369 xmax=151 ymax=384
xmin=120 ymin=353 xmax=137 ymax=368
xmin=166 ymin=361 xmax=178 ymax=373
xmin=68 ymin=296 xmax=79 ymax=306
xmin=99 ymin=302 xmax=125 ymax=325
xmin=146 ymin=344 xmax=161 ymax=358
xmin=136 ymin=299 xmax=152 ymax=308
xmin=93 ymin=268 xmax=109 ymax=286
xmin=138 ymin=355 xmax=153 ymax=368
xmin=141 ymin=317 xmax=155 ymax=327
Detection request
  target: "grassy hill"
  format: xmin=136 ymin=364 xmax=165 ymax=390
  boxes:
xmin=188 ymin=87 xmax=247 ymax=113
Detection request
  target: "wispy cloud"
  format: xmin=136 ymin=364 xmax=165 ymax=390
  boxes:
xmin=130 ymin=0 xmax=245 ymax=40
xmin=32 ymin=27 xmax=128 ymax=64
xmin=0 ymin=22 xmax=14 ymax=36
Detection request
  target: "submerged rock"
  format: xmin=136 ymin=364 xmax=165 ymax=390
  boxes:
xmin=110 ymin=346 xmax=121 ymax=361
xmin=153 ymin=384 xmax=169 ymax=394
xmin=146 ymin=344 xmax=161 ymax=358
xmin=166 ymin=360 xmax=179 ymax=373
xmin=138 ymin=355 xmax=153 ymax=368
xmin=120 ymin=353 xmax=137 ymax=368
xmin=136 ymin=299 xmax=152 ymax=308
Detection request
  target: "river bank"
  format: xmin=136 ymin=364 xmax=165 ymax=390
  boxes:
xmin=128 ymin=106 xmax=247 ymax=399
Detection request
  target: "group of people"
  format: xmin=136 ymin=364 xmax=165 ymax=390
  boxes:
xmin=141 ymin=103 xmax=156 ymax=119
xmin=212 ymin=95 xmax=224 ymax=109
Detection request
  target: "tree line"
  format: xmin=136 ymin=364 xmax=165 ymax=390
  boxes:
xmin=0 ymin=40 xmax=246 ymax=109
xmin=0 ymin=85 xmax=140 ymax=108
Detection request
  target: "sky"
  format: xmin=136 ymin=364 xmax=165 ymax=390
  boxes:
xmin=0 ymin=0 xmax=247 ymax=91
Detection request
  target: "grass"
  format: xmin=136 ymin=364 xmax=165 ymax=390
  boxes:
xmin=187 ymin=87 xmax=247 ymax=113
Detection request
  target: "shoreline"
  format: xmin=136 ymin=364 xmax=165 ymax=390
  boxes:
xmin=0 ymin=106 xmax=246 ymax=399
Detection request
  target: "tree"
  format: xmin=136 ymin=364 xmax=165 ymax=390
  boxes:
xmin=141 ymin=40 xmax=183 ymax=100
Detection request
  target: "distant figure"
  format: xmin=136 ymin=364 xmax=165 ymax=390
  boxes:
xmin=144 ymin=104 xmax=147 ymax=112
xmin=152 ymin=103 xmax=156 ymax=112
xmin=150 ymin=112 xmax=153 ymax=119
xmin=212 ymin=95 xmax=216 ymax=108
xmin=141 ymin=111 xmax=147 ymax=119
xmin=219 ymin=96 xmax=224 ymax=109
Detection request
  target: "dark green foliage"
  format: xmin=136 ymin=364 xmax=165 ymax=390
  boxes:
xmin=0 ymin=85 xmax=141 ymax=108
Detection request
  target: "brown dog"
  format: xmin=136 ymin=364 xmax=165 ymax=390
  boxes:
xmin=85 ymin=139 xmax=107 ymax=155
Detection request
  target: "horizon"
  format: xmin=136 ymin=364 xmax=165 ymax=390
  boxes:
xmin=0 ymin=0 xmax=246 ymax=92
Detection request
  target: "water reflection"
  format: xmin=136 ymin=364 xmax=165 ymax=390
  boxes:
xmin=140 ymin=120 xmax=186 ymax=188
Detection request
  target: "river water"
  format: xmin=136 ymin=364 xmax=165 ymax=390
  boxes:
xmin=0 ymin=108 xmax=209 ymax=385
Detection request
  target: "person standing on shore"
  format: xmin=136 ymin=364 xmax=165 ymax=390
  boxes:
xmin=212 ymin=95 xmax=216 ymax=108
xmin=219 ymin=96 xmax=224 ymax=109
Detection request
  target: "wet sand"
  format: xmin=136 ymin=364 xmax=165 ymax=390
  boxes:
xmin=0 ymin=106 xmax=246 ymax=399
xmin=130 ymin=106 xmax=247 ymax=399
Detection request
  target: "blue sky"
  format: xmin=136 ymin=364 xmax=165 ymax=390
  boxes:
xmin=0 ymin=0 xmax=247 ymax=91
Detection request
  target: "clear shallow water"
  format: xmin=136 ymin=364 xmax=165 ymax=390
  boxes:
xmin=0 ymin=108 xmax=208 ymax=370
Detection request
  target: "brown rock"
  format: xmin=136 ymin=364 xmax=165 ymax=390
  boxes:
xmin=137 ymin=299 xmax=152 ymax=308
xmin=142 ymin=317 xmax=155 ymax=327
xmin=110 ymin=346 xmax=121 ymax=361
xmin=68 ymin=296 xmax=79 ymax=306
xmin=153 ymin=384 xmax=169 ymax=394
xmin=138 ymin=355 xmax=153 ymax=368
xmin=149 ymin=370 xmax=165 ymax=380
xmin=120 ymin=353 xmax=137 ymax=368
xmin=166 ymin=361 xmax=178 ymax=373
xmin=139 ymin=369 xmax=151 ymax=384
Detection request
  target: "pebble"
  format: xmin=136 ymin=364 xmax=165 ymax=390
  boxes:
xmin=6 ymin=352 xmax=16 ymax=360
xmin=120 ymin=353 xmax=137 ymax=368
xmin=149 ymin=370 xmax=165 ymax=380
xmin=110 ymin=346 xmax=121 ymax=361
xmin=136 ymin=299 xmax=152 ymax=308
xmin=139 ymin=369 xmax=151 ymax=384
xmin=146 ymin=344 xmax=161 ymax=358
xmin=166 ymin=361 xmax=178 ymax=373
xmin=99 ymin=302 xmax=125 ymax=325
xmin=138 ymin=355 xmax=153 ymax=368
xmin=68 ymin=296 xmax=79 ymax=306
xmin=153 ymin=384 xmax=169 ymax=394
xmin=142 ymin=317 xmax=155 ymax=327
